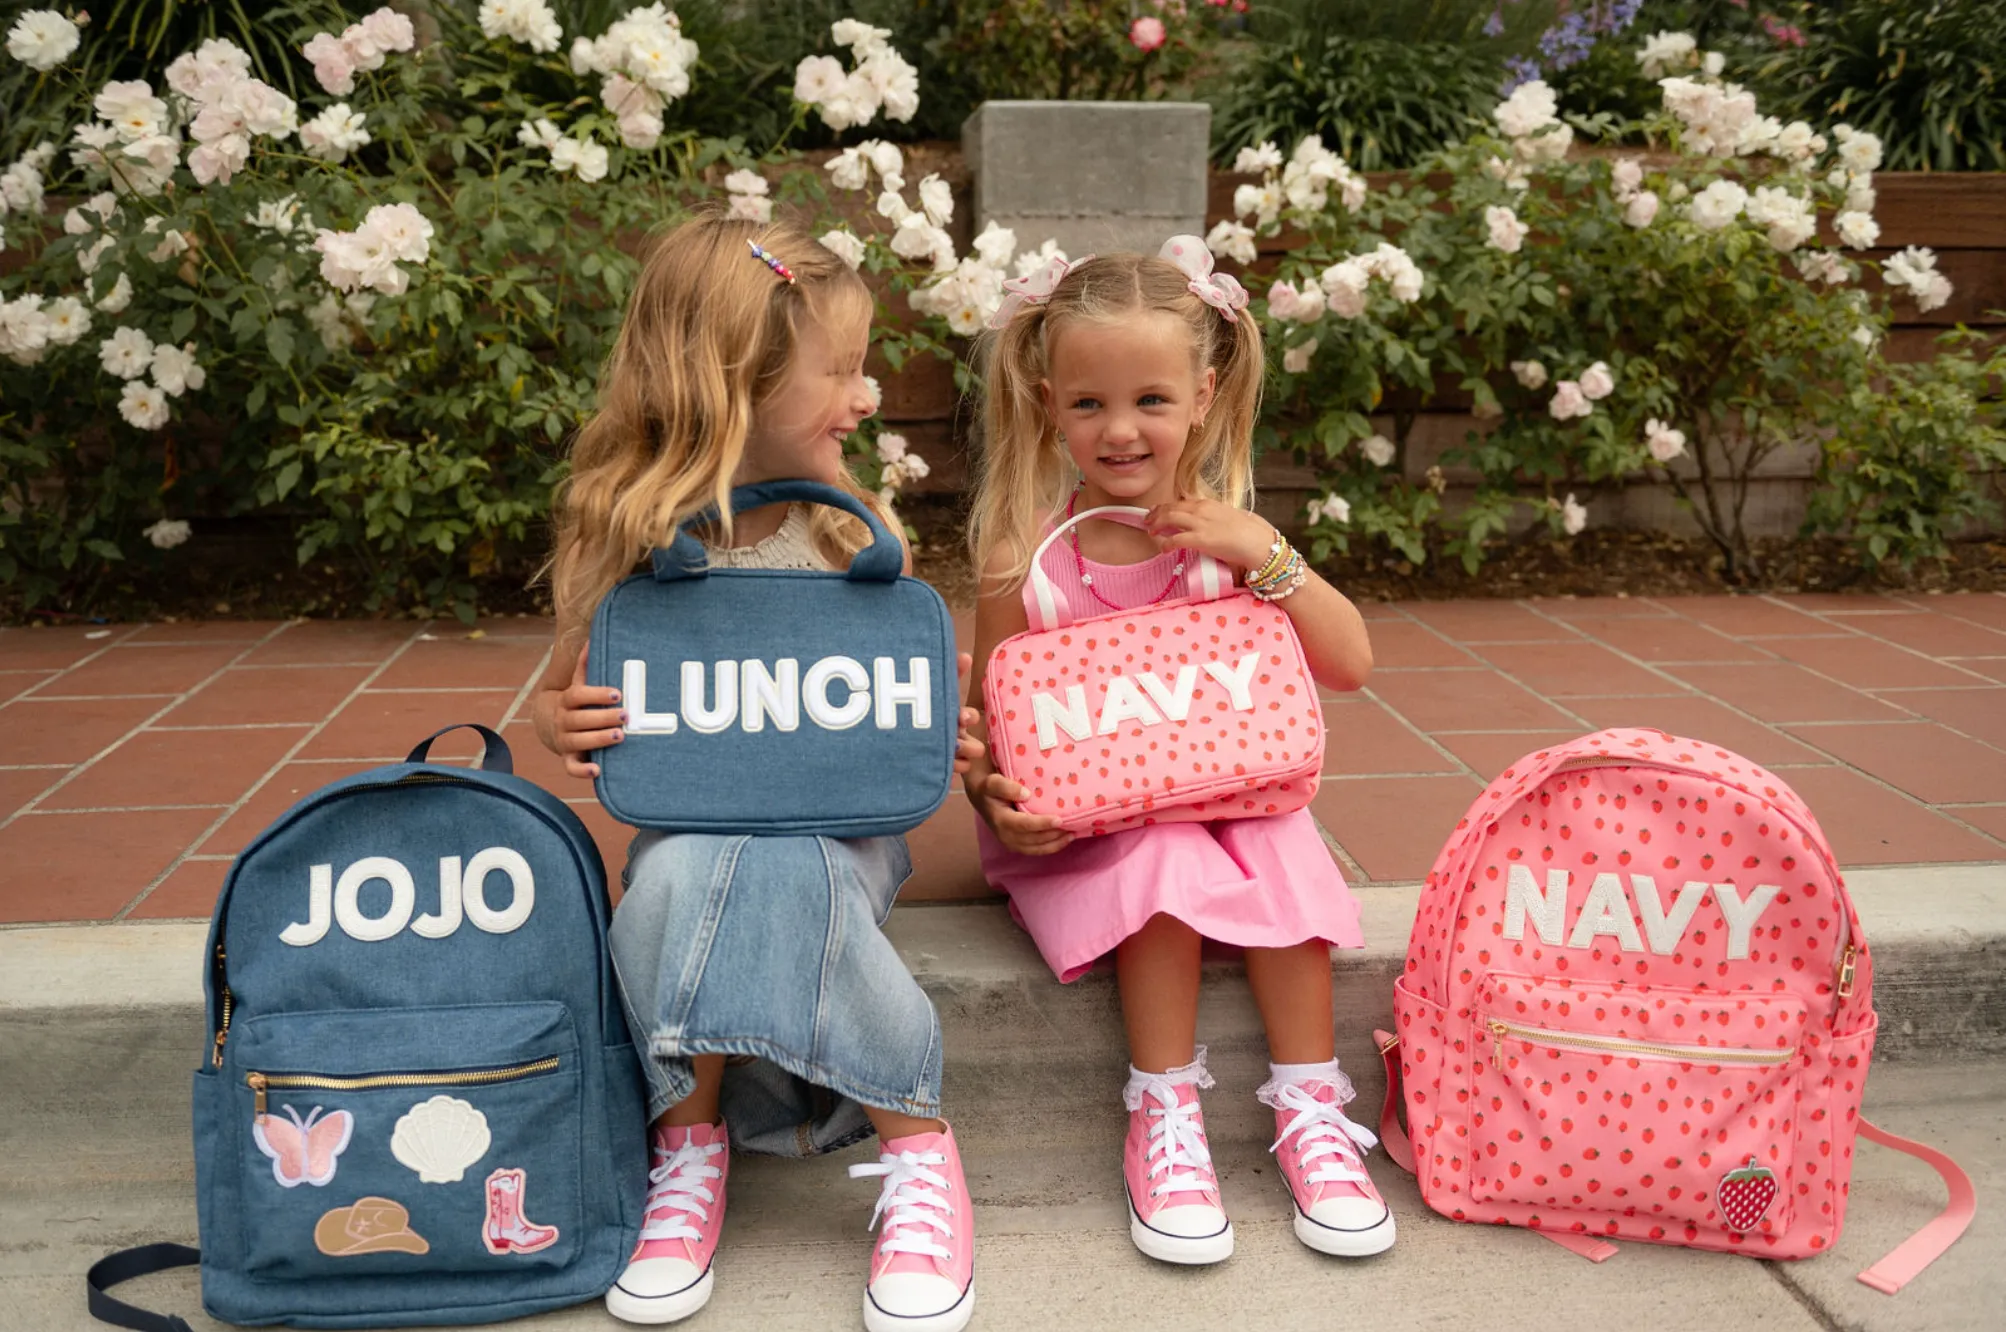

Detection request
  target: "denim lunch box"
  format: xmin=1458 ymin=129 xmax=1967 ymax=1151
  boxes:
xmin=587 ymin=479 xmax=958 ymax=837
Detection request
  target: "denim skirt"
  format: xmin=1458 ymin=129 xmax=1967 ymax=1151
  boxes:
xmin=608 ymin=830 xmax=941 ymax=1157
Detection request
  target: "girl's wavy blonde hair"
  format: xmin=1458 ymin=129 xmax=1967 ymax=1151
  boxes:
xmin=549 ymin=210 xmax=883 ymax=642
xmin=967 ymin=252 xmax=1265 ymax=590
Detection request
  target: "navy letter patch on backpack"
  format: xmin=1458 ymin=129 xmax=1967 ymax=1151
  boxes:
xmin=89 ymin=725 xmax=647 ymax=1330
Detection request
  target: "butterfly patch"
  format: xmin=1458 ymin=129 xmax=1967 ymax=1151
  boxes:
xmin=253 ymin=1104 xmax=354 ymax=1188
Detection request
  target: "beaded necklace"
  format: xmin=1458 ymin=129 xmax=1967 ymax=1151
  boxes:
xmin=1066 ymin=489 xmax=1188 ymax=610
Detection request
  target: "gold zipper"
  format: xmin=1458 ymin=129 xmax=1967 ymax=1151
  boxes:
xmin=211 ymin=943 xmax=232 ymax=1068
xmin=246 ymin=1057 xmax=560 ymax=1117
xmin=1487 ymin=1019 xmax=1795 ymax=1071
xmin=1837 ymin=944 xmax=1858 ymax=999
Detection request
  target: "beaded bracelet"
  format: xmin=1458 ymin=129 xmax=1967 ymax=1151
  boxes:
xmin=1252 ymin=559 xmax=1307 ymax=602
xmin=1247 ymin=541 xmax=1307 ymax=601
xmin=1249 ymin=532 xmax=1290 ymax=586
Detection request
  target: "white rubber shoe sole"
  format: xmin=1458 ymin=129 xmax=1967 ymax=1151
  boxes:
xmin=1126 ymin=1185 xmax=1235 ymax=1265
xmin=1293 ymin=1204 xmax=1396 ymax=1257
xmin=862 ymin=1280 xmax=976 ymax=1332
xmin=604 ymin=1265 xmax=714 ymax=1325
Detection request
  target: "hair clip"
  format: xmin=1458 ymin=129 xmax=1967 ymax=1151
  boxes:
xmin=747 ymin=239 xmax=796 ymax=285
xmin=1160 ymin=235 xmax=1250 ymax=323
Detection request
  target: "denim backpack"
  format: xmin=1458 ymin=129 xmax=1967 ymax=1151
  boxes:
xmin=88 ymin=726 xmax=647 ymax=1330
xmin=587 ymin=478 xmax=957 ymax=836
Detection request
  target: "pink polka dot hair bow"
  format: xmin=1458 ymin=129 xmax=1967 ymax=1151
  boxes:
xmin=1161 ymin=234 xmax=1249 ymax=323
xmin=985 ymin=250 xmax=1095 ymax=330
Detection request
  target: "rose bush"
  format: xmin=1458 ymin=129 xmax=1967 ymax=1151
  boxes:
xmin=1216 ymin=28 xmax=1993 ymax=578
xmin=0 ymin=6 xmax=990 ymax=615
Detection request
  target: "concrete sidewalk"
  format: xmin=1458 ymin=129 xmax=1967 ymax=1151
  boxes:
xmin=4 ymin=1015 xmax=1999 ymax=1332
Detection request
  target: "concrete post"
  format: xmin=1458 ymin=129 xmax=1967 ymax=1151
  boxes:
xmin=963 ymin=100 xmax=1213 ymax=258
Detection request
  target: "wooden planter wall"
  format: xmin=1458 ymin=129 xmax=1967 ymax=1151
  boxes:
xmin=885 ymin=163 xmax=2006 ymax=540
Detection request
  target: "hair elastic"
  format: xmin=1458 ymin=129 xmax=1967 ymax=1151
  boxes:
xmin=747 ymin=239 xmax=796 ymax=285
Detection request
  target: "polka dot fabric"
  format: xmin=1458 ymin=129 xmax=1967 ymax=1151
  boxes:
xmin=1388 ymin=728 xmax=1878 ymax=1260
xmin=982 ymin=592 xmax=1323 ymax=836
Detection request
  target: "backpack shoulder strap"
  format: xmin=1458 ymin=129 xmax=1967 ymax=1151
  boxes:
xmin=1855 ymin=1118 xmax=1977 ymax=1294
xmin=86 ymin=1243 xmax=200 ymax=1332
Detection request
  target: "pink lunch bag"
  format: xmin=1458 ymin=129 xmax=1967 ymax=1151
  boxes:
xmin=982 ymin=505 xmax=1323 ymax=836
xmin=1374 ymin=728 xmax=1972 ymax=1291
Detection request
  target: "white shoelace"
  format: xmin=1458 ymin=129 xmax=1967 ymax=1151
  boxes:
xmin=1140 ymin=1080 xmax=1218 ymax=1202
xmin=1266 ymin=1082 xmax=1378 ymax=1190
xmin=637 ymin=1138 xmax=725 ymax=1244
xmin=849 ymin=1149 xmax=955 ymax=1261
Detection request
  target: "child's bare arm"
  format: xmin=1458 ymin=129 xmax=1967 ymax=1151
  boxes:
xmin=963 ymin=549 xmax=1074 ymax=856
xmin=531 ymin=609 xmax=624 ymax=780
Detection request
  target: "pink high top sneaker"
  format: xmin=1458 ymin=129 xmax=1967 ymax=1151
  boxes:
xmin=1123 ymin=1067 xmax=1233 ymax=1265
xmin=605 ymin=1120 xmax=729 ymax=1325
xmin=848 ymin=1124 xmax=976 ymax=1332
xmin=1261 ymin=1076 xmax=1395 ymax=1256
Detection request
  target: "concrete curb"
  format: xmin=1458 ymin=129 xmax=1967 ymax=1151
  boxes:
xmin=4 ymin=864 xmax=2000 ymax=1063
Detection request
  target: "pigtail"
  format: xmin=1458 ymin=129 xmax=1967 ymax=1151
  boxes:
xmin=968 ymin=306 xmax=1072 ymax=591
xmin=1185 ymin=301 xmax=1264 ymax=511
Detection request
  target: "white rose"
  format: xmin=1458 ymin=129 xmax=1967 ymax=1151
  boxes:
xmin=1281 ymin=338 xmax=1317 ymax=374
xmin=825 ymin=146 xmax=869 ymax=192
xmin=1320 ymin=260 xmax=1370 ymax=319
xmin=95 ymin=273 xmax=133 ymax=314
xmin=972 ymin=221 xmax=1015 ymax=268
xmin=99 ymin=325 xmax=155 ymax=379
xmin=876 ymin=431 xmax=908 ymax=462
xmin=832 ymin=18 xmax=890 ymax=56
xmin=917 ymin=173 xmax=953 ymax=227
xmin=1561 ymin=493 xmax=1588 ymax=536
xmin=1836 ymin=210 xmax=1880 ymax=250
xmin=726 ymin=192 xmax=771 ymax=223
xmin=1623 ymin=190 xmax=1661 ymax=228
xmin=7 ymin=9 xmax=80 ymax=71
xmin=1635 ymin=30 xmax=1696 ymax=78
xmin=819 ymin=228 xmax=867 ymax=270
xmin=723 ymin=168 xmax=769 ymax=197
xmin=1687 ymin=179 xmax=1748 ymax=231
xmin=1360 ymin=434 xmax=1396 ymax=467
xmin=1233 ymin=142 xmax=1283 ymax=174
xmin=1852 ymin=325 xmax=1877 ymax=351
xmin=1578 ymin=361 xmax=1615 ymax=401
xmin=301 ymin=104 xmax=371 ymax=163
xmin=1306 ymin=493 xmax=1350 ymax=525
xmin=1835 ymin=124 xmax=1883 ymax=174
xmin=1610 ymin=158 xmax=1644 ymax=199
xmin=41 ymin=296 xmax=90 ymax=346
xmin=1204 ymin=220 xmax=1257 ymax=267
xmin=1494 ymin=80 xmax=1559 ymax=138
xmin=1644 ymin=418 xmax=1687 ymax=462
xmin=1514 ymin=122 xmax=1573 ymax=164
xmin=1548 ymin=380 xmax=1592 ymax=420
xmin=793 ymin=54 xmax=844 ymax=106
xmin=865 ymin=140 xmax=905 ymax=190
xmin=1485 ymin=204 xmax=1529 ymax=254
xmin=143 ymin=517 xmax=192 ymax=547
xmin=119 ymin=380 xmax=171 ymax=430
xmin=1702 ymin=51 xmax=1725 ymax=76
xmin=1510 ymin=359 xmax=1547 ymax=390
xmin=150 ymin=341 xmax=206 ymax=397
xmin=1482 ymin=156 xmax=1530 ymax=191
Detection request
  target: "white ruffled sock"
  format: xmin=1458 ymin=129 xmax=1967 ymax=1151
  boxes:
xmin=1256 ymin=1057 xmax=1355 ymax=1109
xmin=1123 ymin=1045 xmax=1215 ymax=1111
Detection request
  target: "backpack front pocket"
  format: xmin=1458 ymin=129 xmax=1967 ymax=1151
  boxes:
xmin=227 ymin=1002 xmax=582 ymax=1279
xmin=1467 ymin=972 xmax=1805 ymax=1240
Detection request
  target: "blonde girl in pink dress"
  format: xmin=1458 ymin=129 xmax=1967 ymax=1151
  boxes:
xmin=962 ymin=238 xmax=1395 ymax=1266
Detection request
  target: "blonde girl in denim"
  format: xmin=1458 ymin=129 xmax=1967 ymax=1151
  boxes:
xmin=533 ymin=213 xmax=980 ymax=1331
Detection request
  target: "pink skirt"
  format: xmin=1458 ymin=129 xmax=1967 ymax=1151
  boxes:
xmin=974 ymin=809 xmax=1365 ymax=983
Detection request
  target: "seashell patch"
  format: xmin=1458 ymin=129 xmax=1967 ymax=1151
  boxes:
xmin=390 ymin=1095 xmax=492 ymax=1184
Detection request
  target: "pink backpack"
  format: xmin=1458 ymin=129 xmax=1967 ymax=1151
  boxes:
xmin=1375 ymin=729 xmax=1972 ymax=1291
xmin=983 ymin=506 xmax=1322 ymax=836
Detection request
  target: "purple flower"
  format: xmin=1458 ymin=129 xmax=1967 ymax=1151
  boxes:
xmin=1501 ymin=54 xmax=1543 ymax=93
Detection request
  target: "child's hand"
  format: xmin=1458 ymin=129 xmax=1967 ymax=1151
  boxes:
xmin=953 ymin=652 xmax=983 ymax=776
xmin=1143 ymin=498 xmax=1277 ymax=574
xmin=971 ymin=771 xmax=1074 ymax=856
xmin=534 ymin=645 xmax=624 ymax=780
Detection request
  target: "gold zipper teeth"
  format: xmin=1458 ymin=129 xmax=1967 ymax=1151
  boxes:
xmin=1487 ymin=1019 xmax=1794 ymax=1069
xmin=247 ymin=1057 xmax=559 ymax=1114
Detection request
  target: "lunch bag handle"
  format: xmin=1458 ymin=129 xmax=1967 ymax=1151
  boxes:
xmin=1025 ymin=505 xmax=1232 ymax=632
xmin=650 ymin=479 xmax=905 ymax=584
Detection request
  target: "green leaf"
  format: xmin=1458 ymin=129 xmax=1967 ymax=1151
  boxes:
xmin=266 ymin=319 xmax=296 ymax=368
xmin=273 ymin=460 xmax=304 ymax=500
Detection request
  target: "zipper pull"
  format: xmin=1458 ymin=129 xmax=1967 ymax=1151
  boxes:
xmin=1487 ymin=1020 xmax=1508 ymax=1070
xmin=211 ymin=1027 xmax=228 ymax=1069
xmin=247 ymin=1071 xmax=267 ymax=1117
xmin=1837 ymin=944 xmax=1857 ymax=999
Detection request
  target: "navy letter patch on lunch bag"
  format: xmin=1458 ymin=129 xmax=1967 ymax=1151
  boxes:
xmin=586 ymin=479 xmax=958 ymax=836
xmin=88 ymin=725 xmax=648 ymax=1330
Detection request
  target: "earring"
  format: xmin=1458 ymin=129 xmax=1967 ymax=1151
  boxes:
xmin=1056 ymin=430 xmax=1068 ymax=446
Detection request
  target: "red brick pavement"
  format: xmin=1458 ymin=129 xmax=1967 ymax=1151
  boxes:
xmin=4 ymin=592 xmax=2004 ymax=925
